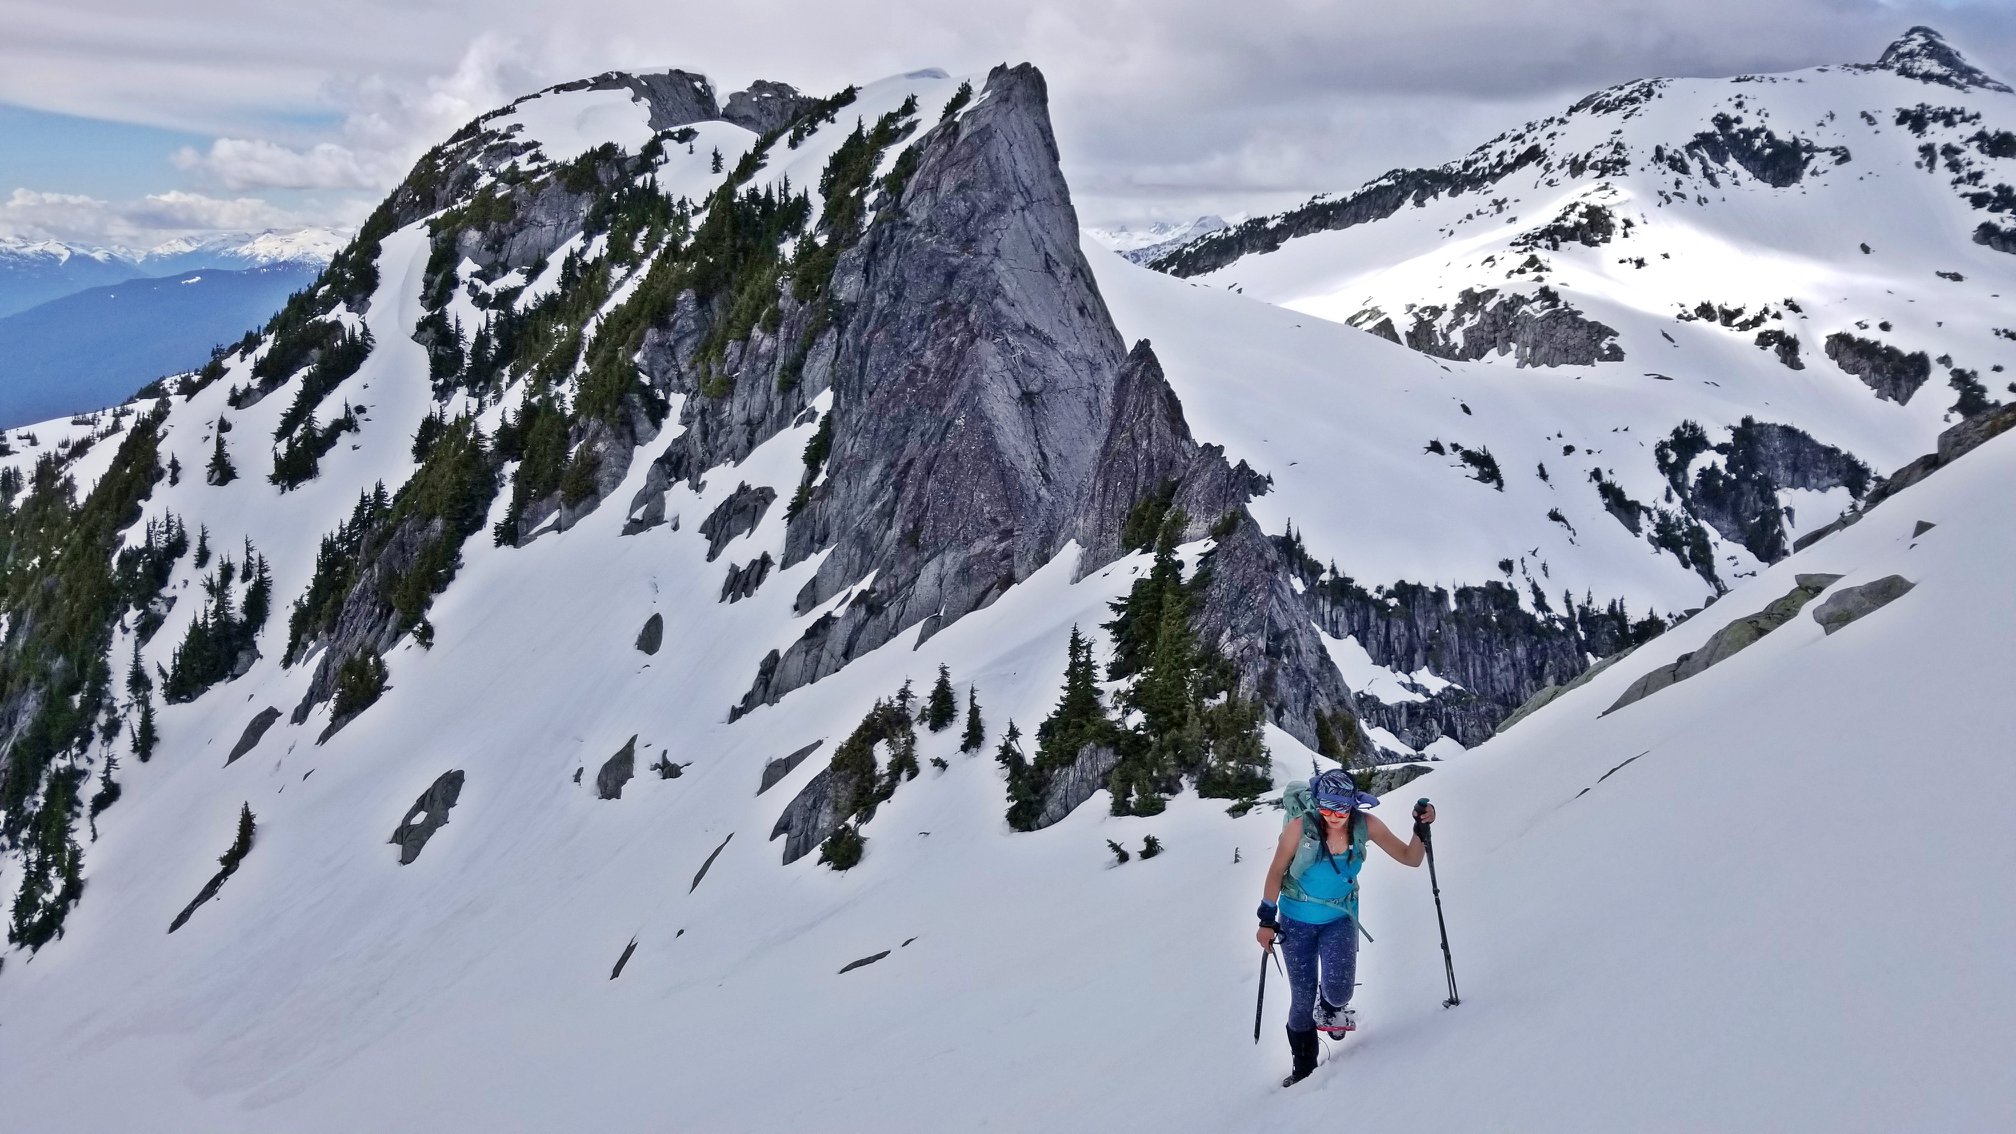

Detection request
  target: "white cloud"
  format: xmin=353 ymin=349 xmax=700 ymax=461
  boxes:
xmin=0 ymin=186 xmax=310 ymax=248
xmin=4 ymin=0 xmax=2014 ymax=227
xmin=168 ymin=34 xmax=536 ymax=192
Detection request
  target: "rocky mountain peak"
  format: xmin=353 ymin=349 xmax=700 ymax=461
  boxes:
xmin=1874 ymin=25 xmax=2012 ymax=94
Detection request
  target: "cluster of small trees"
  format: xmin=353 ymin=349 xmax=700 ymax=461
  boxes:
xmin=998 ymin=506 xmax=1272 ymax=831
xmin=818 ymin=666 xmax=987 ymax=871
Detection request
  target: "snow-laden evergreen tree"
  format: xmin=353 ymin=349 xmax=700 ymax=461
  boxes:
xmin=959 ymin=685 xmax=985 ymax=753
xmin=924 ymin=664 xmax=957 ymax=731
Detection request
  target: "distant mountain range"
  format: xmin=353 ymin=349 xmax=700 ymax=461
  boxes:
xmin=0 ymin=262 xmax=320 ymax=429
xmin=0 ymin=227 xmax=344 ymax=317
xmin=1085 ymin=214 xmax=1230 ymax=263
xmin=0 ymin=228 xmax=342 ymax=426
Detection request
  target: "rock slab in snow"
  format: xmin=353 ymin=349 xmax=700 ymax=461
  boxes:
xmin=1811 ymin=575 xmax=1915 ymax=635
xmin=390 ymin=771 xmax=465 ymax=864
xmin=225 ymin=706 xmax=283 ymax=764
xmin=597 ymin=735 xmax=638 ymax=800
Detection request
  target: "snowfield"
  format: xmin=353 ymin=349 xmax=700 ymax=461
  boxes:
xmin=1 ymin=33 xmax=2013 ymax=1134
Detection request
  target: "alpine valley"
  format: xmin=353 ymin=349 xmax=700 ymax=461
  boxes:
xmin=0 ymin=27 xmax=2011 ymax=1133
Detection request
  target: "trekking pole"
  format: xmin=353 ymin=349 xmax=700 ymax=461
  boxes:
xmin=1416 ymin=798 xmax=1460 ymax=1008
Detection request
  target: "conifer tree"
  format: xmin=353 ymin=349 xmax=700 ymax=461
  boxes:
xmin=206 ymin=422 xmax=237 ymax=486
xmin=995 ymin=722 xmax=1042 ymax=831
xmin=710 ymin=147 xmax=723 ymax=173
xmin=220 ymin=803 xmax=256 ymax=870
xmin=133 ymin=696 xmax=158 ymax=763
xmin=959 ymin=685 xmax=985 ymax=753
xmin=1034 ymin=625 xmax=1111 ymax=775
xmin=193 ymin=525 xmax=211 ymax=568
xmin=125 ymin=641 xmax=151 ymax=699
xmin=925 ymin=664 xmax=957 ymax=732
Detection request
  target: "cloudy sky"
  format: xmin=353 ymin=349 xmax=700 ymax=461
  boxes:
xmin=2 ymin=0 xmax=2012 ymax=247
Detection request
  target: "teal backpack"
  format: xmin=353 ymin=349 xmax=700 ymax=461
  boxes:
xmin=1279 ymin=779 xmax=1369 ymax=925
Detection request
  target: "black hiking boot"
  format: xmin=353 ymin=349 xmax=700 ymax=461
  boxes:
xmin=1281 ymin=1027 xmax=1319 ymax=1087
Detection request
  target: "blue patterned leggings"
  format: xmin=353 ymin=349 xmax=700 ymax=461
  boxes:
xmin=1280 ymin=914 xmax=1357 ymax=1031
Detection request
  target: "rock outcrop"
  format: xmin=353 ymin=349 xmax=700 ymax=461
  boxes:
xmin=1403 ymin=287 xmax=1625 ymax=368
xmin=390 ymin=770 xmax=464 ymax=864
xmin=635 ymin=613 xmax=664 ymax=655
xmin=597 ymin=735 xmax=637 ymax=800
xmin=1811 ymin=575 xmax=1915 ymax=635
xmin=225 ymin=706 xmax=283 ymax=764
xmin=758 ymin=740 xmax=822 ymax=795
xmin=1606 ymin=574 xmax=1840 ymax=715
xmin=698 ymin=483 xmax=776 ymax=561
xmin=1825 ymin=332 xmax=1932 ymax=404
xmin=1032 ymin=743 xmax=1121 ymax=829
xmin=721 ymin=80 xmax=818 ymax=135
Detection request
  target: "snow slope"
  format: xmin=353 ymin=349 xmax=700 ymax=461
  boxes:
xmin=3 ymin=307 xmax=2009 ymax=1134
xmin=1 ymin=46 xmax=2012 ymax=1134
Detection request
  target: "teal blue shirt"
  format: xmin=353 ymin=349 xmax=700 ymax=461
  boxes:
xmin=1280 ymin=848 xmax=1359 ymax=925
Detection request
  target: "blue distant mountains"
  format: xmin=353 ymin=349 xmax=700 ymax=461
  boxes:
xmin=0 ymin=229 xmax=342 ymax=428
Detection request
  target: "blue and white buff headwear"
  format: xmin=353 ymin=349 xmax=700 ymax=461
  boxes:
xmin=1312 ymin=768 xmax=1380 ymax=811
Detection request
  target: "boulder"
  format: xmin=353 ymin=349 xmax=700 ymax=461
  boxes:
xmin=225 ymin=706 xmax=283 ymax=764
xmin=1811 ymin=575 xmax=1915 ymax=635
xmin=390 ymin=770 xmax=464 ymax=865
xmin=635 ymin=613 xmax=664 ymax=655
xmin=1032 ymin=743 xmax=1121 ymax=830
xmin=597 ymin=735 xmax=638 ymax=800
xmin=758 ymin=740 xmax=822 ymax=795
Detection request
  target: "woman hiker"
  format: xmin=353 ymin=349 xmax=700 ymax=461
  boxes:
xmin=1256 ymin=768 xmax=1435 ymax=1087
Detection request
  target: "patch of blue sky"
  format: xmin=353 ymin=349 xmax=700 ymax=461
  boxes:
xmin=0 ymin=104 xmax=216 ymax=198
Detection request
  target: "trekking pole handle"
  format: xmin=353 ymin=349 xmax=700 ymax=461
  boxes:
xmin=1413 ymin=797 xmax=1434 ymax=842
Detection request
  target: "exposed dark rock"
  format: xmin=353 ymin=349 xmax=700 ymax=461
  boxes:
xmin=167 ymin=871 xmax=230 ymax=934
xmin=1871 ymin=26 xmax=2013 ymax=94
xmin=759 ymin=740 xmax=822 ymax=795
xmin=733 ymin=66 xmax=1134 ymax=717
xmin=1189 ymin=516 xmax=1367 ymax=753
xmin=1682 ymin=419 xmax=1872 ymax=563
xmin=1754 ymin=328 xmax=1804 ymax=370
xmin=1403 ymin=287 xmax=1625 ymax=368
xmin=289 ymin=514 xmax=442 ymax=725
xmin=1289 ymin=556 xmax=1656 ymax=749
xmin=390 ymin=770 xmax=464 ymax=864
xmin=1684 ymin=113 xmax=1850 ymax=188
xmin=1825 ymin=332 xmax=1932 ymax=404
xmin=546 ymin=70 xmax=721 ymax=132
xmin=620 ymin=462 xmax=671 ymax=535
xmin=720 ymin=552 xmax=774 ymax=603
xmin=1365 ymin=763 xmax=1434 ymax=797
xmin=1975 ymin=222 xmax=2016 ymax=254
xmin=1510 ymin=201 xmax=1619 ymax=251
xmin=597 ymin=735 xmax=638 ymax=800
xmin=635 ymin=613 xmax=664 ymax=655
xmin=1031 ymin=743 xmax=1120 ymax=829
xmin=225 ymin=706 xmax=283 ymax=764
xmin=698 ymin=483 xmax=776 ymax=561
xmin=1606 ymin=576 xmax=1839 ymax=714
xmin=1812 ymin=575 xmax=1915 ymax=635
xmin=1796 ymin=403 xmax=2016 ymax=551
xmin=690 ymin=833 xmax=733 ymax=892
xmin=609 ymin=937 xmax=638 ymax=980
xmin=721 ymin=80 xmax=818 ymax=135
xmin=1913 ymin=520 xmax=1938 ymax=538
xmin=1151 ymin=144 xmax=1546 ymax=278
xmin=770 ymin=765 xmax=860 ymax=864
xmin=839 ymin=950 xmax=891 ymax=974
